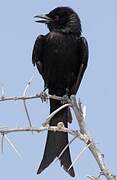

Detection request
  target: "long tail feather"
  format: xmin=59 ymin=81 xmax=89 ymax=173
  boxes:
xmin=37 ymin=99 xmax=75 ymax=177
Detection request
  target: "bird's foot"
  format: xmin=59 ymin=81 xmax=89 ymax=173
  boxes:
xmin=61 ymin=94 xmax=70 ymax=104
xmin=39 ymin=90 xmax=48 ymax=103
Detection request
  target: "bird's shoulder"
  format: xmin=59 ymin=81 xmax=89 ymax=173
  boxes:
xmin=32 ymin=35 xmax=46 ymax=66
xmin=78 ymin=36 xmax=88 ymax=48
xmin=34 ymin=34 xmax=46 ymax=48
xmin=77 ymin=36 xmax=89 ymax=62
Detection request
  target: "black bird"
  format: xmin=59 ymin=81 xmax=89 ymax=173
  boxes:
xmin=32 ymin=6 xmax=88 ymax=177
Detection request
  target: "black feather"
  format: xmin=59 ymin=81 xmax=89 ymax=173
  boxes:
xmin=32 ymin=6 xmax=88 ymax=177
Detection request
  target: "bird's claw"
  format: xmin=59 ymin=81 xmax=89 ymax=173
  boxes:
xmin=40 ymin=91 xmax=48 ymax=103
xmin=61 ymin=94 xmax=69 ymax=104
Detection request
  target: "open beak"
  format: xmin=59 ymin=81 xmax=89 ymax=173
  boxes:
xmin=34 ymin=15 xmax=52 ymax=23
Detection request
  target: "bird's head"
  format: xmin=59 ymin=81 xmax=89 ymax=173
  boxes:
xmin=34 ymin=7 xmax=82 ymax=35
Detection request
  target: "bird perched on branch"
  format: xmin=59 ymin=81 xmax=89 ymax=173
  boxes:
xmin=32 ymin=6 xmax=88 ymax=177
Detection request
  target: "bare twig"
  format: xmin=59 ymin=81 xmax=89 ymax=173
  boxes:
xmin=4 ymin=135 xmax=22 ymax=158
xmin=68 ymin=143 xmax=91 ymax=171
xmin=70 ymin=95 xmax=115 ymax=180
xmin=87 ymin=176 xmax=99 ymax=180
xmin=0 ymin=126 xmax=80 ymax=138
xmin=23 ymin=101 xmax=32 ymax=127
xmin=42 ymin=103 xmax=71 ymax=126
xmin=55 ymin=135 xmax=78 ymax=161
xmin=23 ymin=74 xmax=35 ymax=96
xmin=0 ymin=94 xmax=63 ymax=102
xmin=1 ymin=134 xmax=4 ymax=153
xmin=0 ymin=126 xmax=8 ymax=153
xmin=22 ymin=74 xmax=35 ymax=127
xmin=87 ymin=172 xmax=106 ymax=180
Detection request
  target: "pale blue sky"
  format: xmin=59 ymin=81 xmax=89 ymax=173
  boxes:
xmin=0 ymin=1 xmax=117 ymax=179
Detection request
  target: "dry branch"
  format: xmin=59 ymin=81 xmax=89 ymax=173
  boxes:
xmin=0 ymin=90 xmax=116 ymax=179
xmin=42 ymin=103 xmax=71 ymax=126
xmin=22 ymin=74 xmax=35 ymax=127
xmin=0 ymin=94 xmax=62 ymax=102
xmin=70 ymin=95 xmax=116 ymax=180
xmin=0 ymin=125 xmax=82 ymax=140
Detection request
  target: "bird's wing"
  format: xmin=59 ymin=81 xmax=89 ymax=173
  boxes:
xmin=71 ymin=36 xmax=89 ymax=94
xmin=32 ymin=35 xmax=45 ymax=76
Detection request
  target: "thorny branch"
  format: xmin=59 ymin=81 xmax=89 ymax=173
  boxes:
xmin=0 ymin=125 xmax=81 ymax=139
xmin=0 ymin=93 xmax=62 ymax=102
xmin=22 ymin=75 xmax=35 ymax=127
xmin=0 ymin=84 xmax=116 ymax=179
xmin=70 ymin=95 xmax=116 ymax=180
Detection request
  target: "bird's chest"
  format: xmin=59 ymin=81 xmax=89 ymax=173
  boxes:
xmin=43 ymin=33 xmax=79 ymax=86
xmin=44 ymin=34 xmax=78 ymax=69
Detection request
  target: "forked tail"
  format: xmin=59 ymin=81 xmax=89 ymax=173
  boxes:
xmin=37 ymin=99 xmax=75 ymax=177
